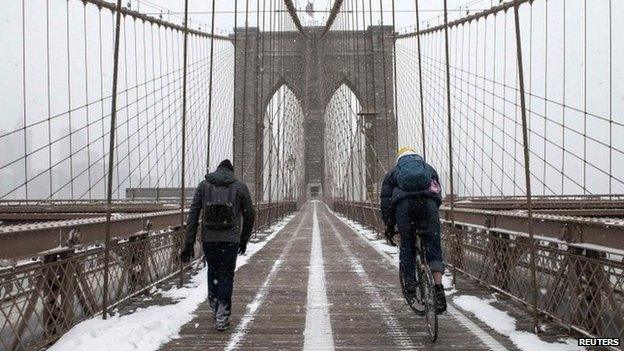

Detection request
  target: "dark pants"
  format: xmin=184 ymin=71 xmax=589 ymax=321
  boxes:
xmin=395 ymin=198 xmax=444 ymax=294
xmin=203 ymin=242 xmax=239 ymax=323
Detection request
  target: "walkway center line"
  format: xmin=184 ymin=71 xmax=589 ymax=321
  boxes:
xmin=303 ymin=202 xmax=335 ymax=351
xmin=225 ymin=208 xmax=309 ymax=351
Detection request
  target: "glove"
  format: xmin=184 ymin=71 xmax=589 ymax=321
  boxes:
xmin=238 ymin=242 xmax=248 ymax=255
xmin=180 ymin=243 xmax=194 ymax=263
xmin=384 ymin=226 xmax=397 ymax=246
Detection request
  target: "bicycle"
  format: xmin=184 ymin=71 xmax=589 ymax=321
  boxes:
xmin=396 ymin=233 xmax=439 ymax=343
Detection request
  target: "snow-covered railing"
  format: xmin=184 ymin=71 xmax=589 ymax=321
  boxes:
xmin=0 ymin=201 xmax=296 ymax=351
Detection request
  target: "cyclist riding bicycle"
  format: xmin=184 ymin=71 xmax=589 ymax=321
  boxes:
xmin=380 ymin=146 xmax=447 ymax=314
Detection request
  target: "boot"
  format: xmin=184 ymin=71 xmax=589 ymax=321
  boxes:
xmin=208 ymin=296 xmax=217 ymax=319
xmin=403 ymin=289 xmax=417 ymax=305
xmin=434 ymin=284 xmax=447 ymax=314
xmin=216 ymin=319 xmax=229 ymax=331
xmin=215 ymin=302 xmax=230 ymax=331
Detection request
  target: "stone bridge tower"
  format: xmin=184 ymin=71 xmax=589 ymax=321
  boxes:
xmin=232 ymin=26 xmax=396 ymax=201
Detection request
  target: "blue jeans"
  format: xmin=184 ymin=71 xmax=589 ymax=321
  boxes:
xmin=203 ymin=242 xmax=239 ymax=323
xmin=395 ymin=198 xmax=444 ymax=293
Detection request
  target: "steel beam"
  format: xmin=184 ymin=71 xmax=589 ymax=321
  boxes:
xmin=440 ymin=207 xmax=624 ymax=249
xmin=0 ymin=211 xmax=183 ymax=260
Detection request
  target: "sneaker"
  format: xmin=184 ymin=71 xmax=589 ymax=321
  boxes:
xmin=434 ymin=284 xmax=447 ymax=314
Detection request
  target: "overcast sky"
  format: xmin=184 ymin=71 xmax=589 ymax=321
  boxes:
xmin=1 ymin=0 xmax=622 ymax=198
xmin=123 ymin=0 xmax=494 ymax=34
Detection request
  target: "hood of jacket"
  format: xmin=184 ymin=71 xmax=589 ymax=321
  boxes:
xmin=397 ymin=153 xmax=424 ymax=165
xmin=205 ymin=167 xmax=238 ymax=186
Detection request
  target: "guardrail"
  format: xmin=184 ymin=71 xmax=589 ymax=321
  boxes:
xmin=333 ymin=201 xmax=624 ymax=343
xmin=0 ymin=202 xmax=296 ymax=351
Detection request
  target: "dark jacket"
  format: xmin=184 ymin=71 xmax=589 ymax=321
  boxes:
xmin=380 ymin=160 xmax=442 ymax=228
xmin=184 ymin=166 xmax=256 ymax=245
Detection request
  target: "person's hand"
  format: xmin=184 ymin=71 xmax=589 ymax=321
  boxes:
xmin=180 ymin=243 xmax=194 ymax=263
xmin=384 ymin=226 xmax=397 ymax=246
xmin=238 ymin=242 xmax=247 ymax=255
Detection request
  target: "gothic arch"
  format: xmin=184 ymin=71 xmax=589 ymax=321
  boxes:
xmin=233 ymin=25 xmax=396 ymax=200
xmin=324 ymin=75 xmax=365 ymax=111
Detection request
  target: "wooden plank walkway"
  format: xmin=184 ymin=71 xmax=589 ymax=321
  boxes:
xmin=157 ymin=202 xmax=577 ymax=350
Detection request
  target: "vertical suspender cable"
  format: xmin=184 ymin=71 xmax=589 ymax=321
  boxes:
xmin=207 ymin=0 xmax=216 ymax=169
xmin=442 ymin=0 xmax=457 ymax=286
xmin=413 ymin=0 xmax=426 ymax=161
xmin=65 ymin=1 xmax=75 ymax=198
xmin=102 ymin=0 xmax=124 ymax=320
xmin=366 ymin=0 xmax=378 ymax=195
xmin=84 ymin=4 xmax=93 ymax=199
xmin=178 ymin=0 xmax=190 ymax=288
xmin=241 ymin=0 xmax=250 ymax=182
xmin=21 ymin=0 xmax=28 ymax=198
xmin=512 ymin=0 xmax=539 ymax=333
xmin=46 ymin=0 xmax=52 ymax=197
xmin=254 ymin=0 xmax=262 ymax=205
xmin=233 ymin=0 xmax=238 ymax=164
xmin=377 ymin=0 xmax=390 ymax=173
xmin=391 ymin=0 xmax=399 ymax=152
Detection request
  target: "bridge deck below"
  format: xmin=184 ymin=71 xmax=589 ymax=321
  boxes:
xmin=158 ymin=202 xmax=574 ymax=351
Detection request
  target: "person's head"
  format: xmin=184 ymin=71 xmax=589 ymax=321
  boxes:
xmin=217 ymin=159 xmax=234 ymax=172
xmin=396 ymin=146 xmax=417 ymax=162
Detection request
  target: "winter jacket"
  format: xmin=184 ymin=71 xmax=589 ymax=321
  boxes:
xmin=184 ymin=166 xmax=256 ymax=245
xmin=380 ymin=161 xmax=442 ymax=228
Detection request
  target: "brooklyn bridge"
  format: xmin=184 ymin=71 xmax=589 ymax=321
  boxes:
xmin=0 ymin=0 xmax=622 ymax=350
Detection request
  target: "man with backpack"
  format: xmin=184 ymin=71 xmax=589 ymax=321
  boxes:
xmin=380 ymin=147 xmax=447 ymax=314
xmin=180 ymin=159 xmax=256 ymax=331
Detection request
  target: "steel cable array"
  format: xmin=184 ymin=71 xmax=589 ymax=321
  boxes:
xmin=0 ymin=0 xmax=234 ymax=201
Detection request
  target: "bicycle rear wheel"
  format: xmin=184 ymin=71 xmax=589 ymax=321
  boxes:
xmin=419 ymin=264 xmax=439 ymax=342
xmin=399 ymin=262 xmax=426 ymax=316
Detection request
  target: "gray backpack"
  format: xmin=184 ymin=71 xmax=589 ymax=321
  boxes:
xmin=202 ymin=183 xmax=237 ymax=230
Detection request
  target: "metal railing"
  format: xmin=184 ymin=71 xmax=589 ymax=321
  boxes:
xmin=333 ymin=201 xmax=624 ymax=342
xmin=0 ymin=202 xmax=296 ymax=351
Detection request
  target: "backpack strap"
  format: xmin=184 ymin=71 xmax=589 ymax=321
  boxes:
xmin=206 ymin=182 xmax=214 ymax=202
xmin=227 ymin=185 xmax=237 ymax=205
xmin=202 ymin=181 xmax=209 ymax=214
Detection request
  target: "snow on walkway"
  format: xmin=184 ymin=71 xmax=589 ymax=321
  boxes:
xmin=302 ymin=202 xmax=335 ymax=351
xmin=48 ymin=215 xmax=295 ymax=351
xmin=453 ymin=295 xmax=585 ymax=351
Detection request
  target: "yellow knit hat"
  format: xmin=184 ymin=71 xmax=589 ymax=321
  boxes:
xmin=397 ymin=146 xmax=416 ymax=157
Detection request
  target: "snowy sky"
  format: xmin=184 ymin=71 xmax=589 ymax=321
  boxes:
xmin=126 ymin=0 xmax=490 ymax=33
xmin=0 ymin=0 xmax=622 ymax=198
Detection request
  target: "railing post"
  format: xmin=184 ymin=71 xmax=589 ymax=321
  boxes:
xmin=178 ymin=0 xmax=190 ymax=288
xmin=512 ymin=0 xmax=540 ymax=333
xmin=102 ymin=0 xmax=124 ymax=320
xmin=128 ymin=232 xmax=149 ymax=292
xmin=41 ymin=248 xmax=75 ymax=339
xmin=442 ymin=0 xmax=458 ymax=286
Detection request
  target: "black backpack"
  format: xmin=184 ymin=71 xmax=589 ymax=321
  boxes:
xmin=202 ymin=183 xmax=237 ymax=230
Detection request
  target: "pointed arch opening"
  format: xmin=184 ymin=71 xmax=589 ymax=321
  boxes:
xmin=262 ymin=84 xmax=305 ymax=202
xmin=323 ymin=83 xmax=367 ymax=201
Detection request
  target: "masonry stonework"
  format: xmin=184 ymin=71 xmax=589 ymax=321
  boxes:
xmin=232 ymin=26 xmax=396 ymax=201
